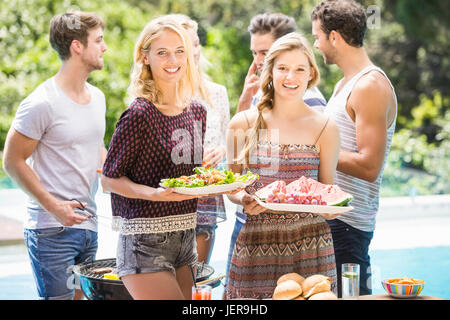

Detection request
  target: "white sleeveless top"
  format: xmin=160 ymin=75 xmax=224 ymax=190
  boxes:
xmin=325 ymin=65 xmax=397 ymax=232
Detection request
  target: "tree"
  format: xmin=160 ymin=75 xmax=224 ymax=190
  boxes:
xmin=1 ymin=0 xmax=448 ymax=195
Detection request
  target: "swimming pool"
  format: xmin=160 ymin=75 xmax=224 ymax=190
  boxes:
xmin=369 ymin=246 xmax=450 ymax=299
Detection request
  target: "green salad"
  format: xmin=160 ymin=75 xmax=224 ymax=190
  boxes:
xmin=161 ymin=167 xmax=259 ymax=188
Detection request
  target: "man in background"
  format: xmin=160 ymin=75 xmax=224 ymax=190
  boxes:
xmin=311 ymin=0 xmax=397 ymax=297
xmin=237 ymin=12 xmax=327 ymax=113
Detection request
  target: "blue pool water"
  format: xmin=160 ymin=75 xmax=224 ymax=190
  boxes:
xmin=1 ymin=245 xmax=449 ymax=300
xmin=369 ymin=246 xmax=450 ymax=299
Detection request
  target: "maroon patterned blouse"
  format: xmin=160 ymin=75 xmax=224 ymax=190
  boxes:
xmin=103 ymin=97 xmax=206 ymax=219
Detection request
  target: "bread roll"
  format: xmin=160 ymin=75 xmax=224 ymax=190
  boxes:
xmin=277 ymin=273 xmax=305 ymax=286
xmin=301 ymin=275 xmax=331 ymax=298
xmin=292 ymin=295 xmax=306 ymax=300
xmin=273 ymin=280 xmax=303 ymax=300
xmin=308 ymin=291 xmax=338 ymax=300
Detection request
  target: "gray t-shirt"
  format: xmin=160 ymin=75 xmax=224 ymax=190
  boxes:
xmin=12 ymin=77 xmax=106 ymax=232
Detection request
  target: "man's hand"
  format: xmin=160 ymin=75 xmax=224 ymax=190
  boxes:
xmin=237 ymin=61 xmax=260 ymax=112
xmin=46 ymin=200 xmax=90 ymax=226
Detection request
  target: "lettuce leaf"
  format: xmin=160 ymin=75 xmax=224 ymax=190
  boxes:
xmin=161 ymin=167 xmax=259 ymax=188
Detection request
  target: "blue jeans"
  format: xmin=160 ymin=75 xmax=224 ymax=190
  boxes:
xmin=327 ymin=219 xmax=374 ymax=297
xmin=224 ymin=215 xmax=245 ymax=285
xmin=24 ymin=227 xmax=98 ymax=300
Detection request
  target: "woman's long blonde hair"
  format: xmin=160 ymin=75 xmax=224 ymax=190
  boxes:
xmin=127 ymin=15 xmax=199 ymax=106
xmin=165 ymin=13 xmax=214 ymax=108
xmin=240 ymin=32 xmax=321 ymax=166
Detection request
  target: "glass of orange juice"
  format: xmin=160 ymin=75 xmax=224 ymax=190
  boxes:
xmin=192 ymin=285 xmax=212 ymax=300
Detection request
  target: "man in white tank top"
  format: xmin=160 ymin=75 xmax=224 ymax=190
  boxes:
xmin=311 ymin=1 xmax=397 ymax=297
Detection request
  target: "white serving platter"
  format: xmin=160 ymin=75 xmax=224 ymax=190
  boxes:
xmin=160 ymin=179 xmax=256 ymax=196
xmin=254 ymin=197 xmax=353 ymax=215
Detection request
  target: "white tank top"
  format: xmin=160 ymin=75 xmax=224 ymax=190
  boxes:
xmin=325 ymin=65 xmax=397 ymax=232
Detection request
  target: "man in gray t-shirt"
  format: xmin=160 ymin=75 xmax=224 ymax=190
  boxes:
xmin=2 ymin=12 xmax=107 ymax=300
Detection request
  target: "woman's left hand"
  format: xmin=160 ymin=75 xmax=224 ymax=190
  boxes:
xmin=320 ymin=212 xmax=342 ymax=220
xmin=241 ymin=193 xmax=266 ymax=215
xmin=198 ymin=187 xmax=245 ymax=200
xmin=202 ymin=147 xmax=226 ymax=169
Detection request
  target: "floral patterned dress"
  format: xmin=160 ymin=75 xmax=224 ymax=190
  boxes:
xmin=225 ymin=142 xmax=337 ymax=300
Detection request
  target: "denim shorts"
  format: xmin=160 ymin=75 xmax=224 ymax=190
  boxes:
xmin=24 ymin=227 xmax=98 ymax=300
xmin=195 ymin=223 xmax=218 ymax=240
xmin=116 ymin=228 xmax=197 ymax=279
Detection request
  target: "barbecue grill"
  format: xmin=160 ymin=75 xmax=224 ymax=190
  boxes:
xmin=73 ymin=258 xmax=215 ymax=300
